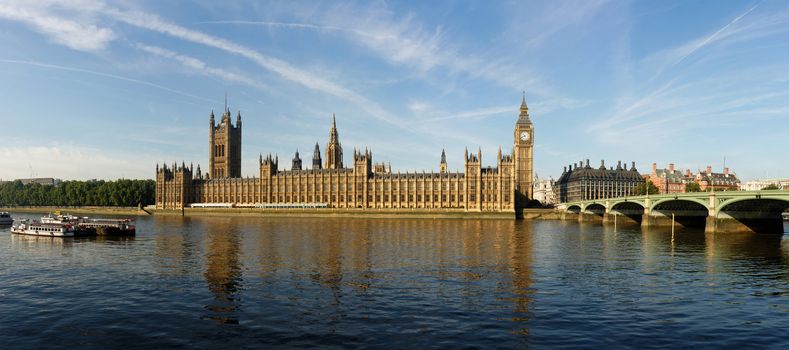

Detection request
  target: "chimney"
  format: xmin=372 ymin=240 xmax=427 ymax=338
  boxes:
xmin=652 ymin=163 xmax=657 ymax=174
xmin=706 ymin=165 xmax=712 ymax=174
xmin=724 ymin=167 xmax=729 ymax=176
xmin=668 ymin=163 xmax=675 ymax=173
xmin=617 ymin=161 xmax=622 ymax=170
xmin=686 ymin=169 xmax=692 ymax=177
xmin=585 ymin=159 xmax=590 ymax=168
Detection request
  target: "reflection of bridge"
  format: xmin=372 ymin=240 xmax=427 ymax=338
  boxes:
xmin=557 ymin=190 xmax=789 ymax=234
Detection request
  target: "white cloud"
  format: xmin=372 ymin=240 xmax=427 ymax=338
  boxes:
xmin=0 ymin=143 xmax=155 ymax=180
xmin=0 ymin=1 xmax=115 ymax=52
xmin=407 ymin=99 xmax=429 ymax=113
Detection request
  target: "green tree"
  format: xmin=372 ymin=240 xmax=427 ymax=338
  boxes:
xmin=762 ymin=184 xmax=780 ymax=190
xmin=685 ymin=182 xmax=702 ymax=193
xmin=633 ymin=181 xmax=659 ymax=195
xmin=0 ymin=179 xmax=156 ymax=207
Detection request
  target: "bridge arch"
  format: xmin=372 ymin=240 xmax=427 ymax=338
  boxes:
xmin=610 ymin=201 xmax=644 ymax=224
xmin=650 ymin=199 xmax=709 ymax=228
xmin=583 ymin=203 xmax=606 ymax=215
xmin=713 ymin=197 xmax=789 ymax=233
xmin=566 ymin=204 xmax=581 ymax=213
xmin=649 ymin=197 xmax=710 ymax=212
xmin=715 ymin=196 xmax=789 ymax=217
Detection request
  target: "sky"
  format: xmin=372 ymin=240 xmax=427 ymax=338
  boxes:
xmin=0 ymin=0 xmax=788 ymax=182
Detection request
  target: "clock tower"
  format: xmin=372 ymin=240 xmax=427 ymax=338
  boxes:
xmin=514 ymin=92 xmax=534 ymax=208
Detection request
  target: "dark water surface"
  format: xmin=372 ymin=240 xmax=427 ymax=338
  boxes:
xmin=1 ymin=214 xmax=787 ymax=349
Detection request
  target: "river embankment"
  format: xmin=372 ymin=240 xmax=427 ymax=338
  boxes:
xmin=0 ymin=206 xmax=149 ymax=216
xmin=1 ymin=206 xmax=562 ymax=220
xmin=149 ymin=207 xmax=561 ymax=220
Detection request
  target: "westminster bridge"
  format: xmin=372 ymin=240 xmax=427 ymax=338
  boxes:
xmin=556 ymin=190 xmax=789 ymax=234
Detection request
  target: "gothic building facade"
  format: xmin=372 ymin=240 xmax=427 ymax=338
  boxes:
xmin=156 ymin=96 xmax=535 ymax=212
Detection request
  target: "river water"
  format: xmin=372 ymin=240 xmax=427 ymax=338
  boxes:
xmin=0 ymin=214 xmax=787 ymax=349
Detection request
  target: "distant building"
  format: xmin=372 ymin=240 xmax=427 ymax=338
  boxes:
xmin=532 ymin=175 xmax=556 ymax=205
xmin=742 ymin=178 xmax=789 ymax=191
xmin=695 ymin=166 xmax=740 ymax=191
xmin=554 ymin=160 xmax=644 ymax=203
xmin=649 ymin=163 xmax=687 ymax=194
xmin=15 ymin=178 xmax=62 ymax=186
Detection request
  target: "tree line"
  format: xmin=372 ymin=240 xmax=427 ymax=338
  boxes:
xmin=0 ymin=179 xmax=155 ymax=207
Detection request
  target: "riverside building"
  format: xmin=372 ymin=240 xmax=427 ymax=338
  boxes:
xmin=155 ymin=95 xmax=535 ymax=212
xmin=553 ymin=160 xmax=644 ymax=203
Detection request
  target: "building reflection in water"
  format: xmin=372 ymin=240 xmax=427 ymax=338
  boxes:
xmin=202 ymin=217 xmax=243 ymax=325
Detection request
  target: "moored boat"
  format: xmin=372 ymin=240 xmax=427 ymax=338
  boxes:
xmin=77 ymin=218 xmax=136 ymax=236
xmin=11 ymin=220 xmax=75 ymax=237
xmin=37 ymin=214 xmax=136 ymax=236
xmin=0 ymin=212 xmax=13 ymax=225
xmin=783 ymin=212 xmax=789 ymax=221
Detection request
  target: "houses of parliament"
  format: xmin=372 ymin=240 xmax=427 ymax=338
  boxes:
xmin=155 ymin=95 xmax=535 ymax=213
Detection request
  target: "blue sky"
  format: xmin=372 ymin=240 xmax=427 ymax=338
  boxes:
xmin=0 ymin=0 xmax=787 ymax=181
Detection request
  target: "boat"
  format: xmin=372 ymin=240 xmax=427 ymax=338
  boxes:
xmin=11 ymin=219 xmax=75 ymax=237
xmin=0 ymin=212 xmax=13 ymax=225
xmin=783 ymin=213 xmax=789 ymax=221
xmin=77 ymin=218 xmax=136 ymax=236
xmin=41 ymin=213 xmax=81 ymax=225
xmin=38 ymin=213 xmax=136 ymax=236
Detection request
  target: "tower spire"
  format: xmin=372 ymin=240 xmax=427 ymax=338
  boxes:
xmin=224 ymin=91 xmax=228 ymax=112
xmin=518 ymin=91 xmax=531 ymax=125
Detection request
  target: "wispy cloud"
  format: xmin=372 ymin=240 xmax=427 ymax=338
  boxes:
xmin=0 ymin=1 xmax=115 ymax=52
xmin=644 ymin=3 xmax=762 ymax=80
xmin=135 ymin=43 xmax=267 ymax=90
xmin=421 ymin=105 xmax=514 ymax=123
xmin=0 ymin=58 xmax=215 ymax=103
xmin=101 ymin=6 xmax=410 ymax=130
xmin=592 ymin=3 xmax=789 ymax=144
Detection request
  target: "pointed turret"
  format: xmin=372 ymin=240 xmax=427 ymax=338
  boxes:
xmin=440 ymin=149 xmax=448 ymax=174
xmin=236 ymin=110 xmax=242 ymax=127
xmin=312 ymin=142 xmax=322 ymax=170
xmin=292 ymin=149 xmax=302 ymax=171
xmin=517 ymin=91 xmax=531 ymax=125
xmin=326 ymin=113 xmax=343 ymax=169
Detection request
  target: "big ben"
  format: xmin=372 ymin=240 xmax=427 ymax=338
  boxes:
xmin=514 ymin=92 xmax=534 ymax=208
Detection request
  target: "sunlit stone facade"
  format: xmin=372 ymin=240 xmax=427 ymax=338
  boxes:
xmin=156 ymin=96 xmax=535 ymax=212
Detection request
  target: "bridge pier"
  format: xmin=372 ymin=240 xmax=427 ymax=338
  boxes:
xmin=706 ymin=214 xmax=785 ymax=234
xmin=561 ymin=212 xmax=579 ymax=221
xmin=578 ymin=212 xmax=604 ymax=224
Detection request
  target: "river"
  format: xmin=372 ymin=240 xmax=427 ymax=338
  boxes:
xmin=1 ymin=214 xmax=787 ymax=349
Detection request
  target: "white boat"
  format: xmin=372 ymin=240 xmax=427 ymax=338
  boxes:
xmin=11 ymin=220 xmax=75 ymax=237
xmin=0 ymin=212 xmax=12 ymax=225
xmin=41 ymin=213 xmax=82 ymax=225
xmin=783 ymin=213 xmax=789 ymax=221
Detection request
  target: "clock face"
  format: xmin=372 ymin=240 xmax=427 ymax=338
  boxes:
xmin=520 ymin=131 xmax=530 ymax=141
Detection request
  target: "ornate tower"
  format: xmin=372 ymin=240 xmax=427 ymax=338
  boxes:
xmin=292 ymin=150 xmax=302 ymax=171
xmin=312 ymin=143 xmax=322 ymax=170
xmin=208 ymin=103 xmax=242 ymax=178
xmin=514 ymin=92 xmax=534 ymax=207
xmin=325 ymin=113 xmax=343 ymax=169
xmin=439 ymin=149 xmax=447 ymax=174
